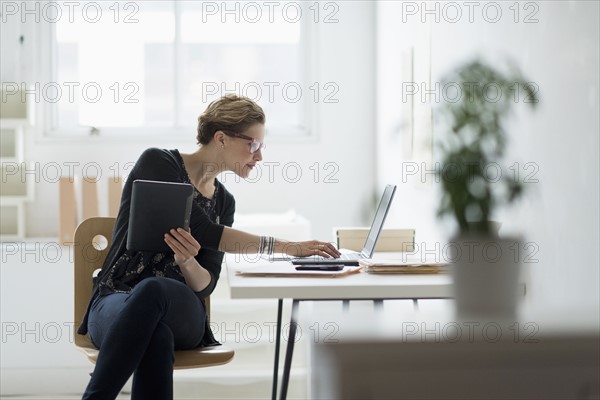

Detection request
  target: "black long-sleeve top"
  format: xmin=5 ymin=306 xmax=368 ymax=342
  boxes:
xmin=77 ymin=148 xmax=235 ymax=346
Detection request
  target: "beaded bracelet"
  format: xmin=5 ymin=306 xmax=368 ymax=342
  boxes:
xmin=259 ymin=236 xmax=275 ymax=255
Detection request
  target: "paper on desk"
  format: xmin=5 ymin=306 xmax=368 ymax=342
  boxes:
xmin=360 ymin=259 xmax=448 ymax=274
xmin=235 ymin=264 xmax=362 ymax=278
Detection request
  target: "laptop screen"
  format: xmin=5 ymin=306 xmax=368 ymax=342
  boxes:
xmin=361 ymin=184 xmax=397 ymax=257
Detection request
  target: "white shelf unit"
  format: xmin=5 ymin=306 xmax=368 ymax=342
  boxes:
xmin=1 ymin=87 xmax=34 ymax=240
xmin=0 ymin=125 xmax=32 ymax=240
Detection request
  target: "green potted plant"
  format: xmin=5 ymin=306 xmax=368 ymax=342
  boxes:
xmin=436 ymin=59 xmax=538 ymax=320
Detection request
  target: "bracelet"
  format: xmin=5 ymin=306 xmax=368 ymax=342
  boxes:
xmin=267 ymin=236 xmax=274 ymax=255
xmin=259 ymin=236 xmax=275 ymax=255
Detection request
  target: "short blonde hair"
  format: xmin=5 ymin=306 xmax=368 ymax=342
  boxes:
xmin=196 ymin=95 xmax=265 ymax=145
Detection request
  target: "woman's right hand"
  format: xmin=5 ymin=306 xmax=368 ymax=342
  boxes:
xmin=281 ymin=240 xmax=341 ymax=258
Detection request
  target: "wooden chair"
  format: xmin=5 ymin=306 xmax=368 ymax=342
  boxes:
xmin=73 ymin=217 xmax=234 ymax=369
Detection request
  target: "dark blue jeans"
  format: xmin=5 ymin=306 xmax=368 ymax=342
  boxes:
xmin=82 ymin=277 xmax=206 ymax=400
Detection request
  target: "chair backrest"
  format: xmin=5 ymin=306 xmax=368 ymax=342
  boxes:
xmin=73 ymin=217 xmax=212 ymax=348
xmin=73 ymin=217 xmax=116 ymax=347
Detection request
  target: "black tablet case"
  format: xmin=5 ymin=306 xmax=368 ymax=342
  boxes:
xmin=127 ymin=180 xmax=194 ymax=252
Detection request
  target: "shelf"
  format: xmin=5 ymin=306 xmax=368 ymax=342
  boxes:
xmin=0 ymin=202 xmax=25 ymax=239
xmin=0 ymin=162 xmax=35 ymax=201
xmin=1 ymin=85 xmax=35 ymax=126
xmin=0 ymin=126 xmax=23 ymax=162
xmin=0 ymin=118 xmax=32 ymax=128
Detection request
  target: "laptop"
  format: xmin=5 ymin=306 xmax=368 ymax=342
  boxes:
xmin=127 ymin=180 xmax=194 ymax=252
xmin=292 ymin=184 xmax=397 ymax=266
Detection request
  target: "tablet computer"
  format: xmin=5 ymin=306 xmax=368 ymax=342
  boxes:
xmin=127 ymin=179 xmax=194 ymax=252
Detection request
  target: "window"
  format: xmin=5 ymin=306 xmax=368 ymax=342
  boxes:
xmin=46 ymin=1 xmax=312 ymax=138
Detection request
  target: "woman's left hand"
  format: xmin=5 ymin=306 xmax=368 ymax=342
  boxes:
xmin=164 ymin=228 xmax=201 ymax=267
xmin=282 ymin=240 xmax=341 ymax=258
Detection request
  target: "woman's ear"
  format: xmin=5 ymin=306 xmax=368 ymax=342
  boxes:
xmin=214 ymin=131 xmax=225 ymax=145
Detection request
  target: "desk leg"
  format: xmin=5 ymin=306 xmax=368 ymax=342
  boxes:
xmin=279 ymin=299 xmax=299 ymax=400
xmin=272 ymin=299 xmax=283 ymax=400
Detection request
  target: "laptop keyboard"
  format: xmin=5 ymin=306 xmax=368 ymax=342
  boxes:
xmin=300 ymin=252 xmax=363 ymax=261
xmin=340 ymin=252 xmax=362 ymax=260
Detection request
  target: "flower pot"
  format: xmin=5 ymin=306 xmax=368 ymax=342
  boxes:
xmin=451 ymin=234 xmax=522 ymax=321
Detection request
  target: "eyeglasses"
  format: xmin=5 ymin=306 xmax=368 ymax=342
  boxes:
xmin=222 ymin=131 xmax=266 ymax=154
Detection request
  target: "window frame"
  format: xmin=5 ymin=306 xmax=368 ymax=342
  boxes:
xmin=38 ymin=1 xmax=319 ymax=144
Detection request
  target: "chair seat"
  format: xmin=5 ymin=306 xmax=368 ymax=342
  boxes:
xmin=75 ymin=342 xmax=235 ymax=370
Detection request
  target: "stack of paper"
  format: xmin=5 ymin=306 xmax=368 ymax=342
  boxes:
xmin=235 ymin=265 xmax=363 ymax=278
xmin=359 ymin=259 xmax=448 ymax=274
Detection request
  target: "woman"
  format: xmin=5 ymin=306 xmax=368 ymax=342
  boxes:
xmin=79 ymin=95 xmax=340 ymax=399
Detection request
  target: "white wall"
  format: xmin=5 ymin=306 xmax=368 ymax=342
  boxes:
xmin=376 ymin=1 xmax=599 ymax=311
xmin=1 ymin=2 xmax=377 ymax=242
xmin=3 ymin=1 xmax=598 ymax=311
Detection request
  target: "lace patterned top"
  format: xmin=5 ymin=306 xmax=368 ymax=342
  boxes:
xmin=96 ymin=158 xmax=221 ymax=296
xmin=77 ymin=148 xmax=236 ymax=347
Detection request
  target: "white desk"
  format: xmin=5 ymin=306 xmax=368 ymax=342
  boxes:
xmin=225 ymin=253 xmax=454 ymax=400
xmin=226 ymin=253 xmax=453 ymax=300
